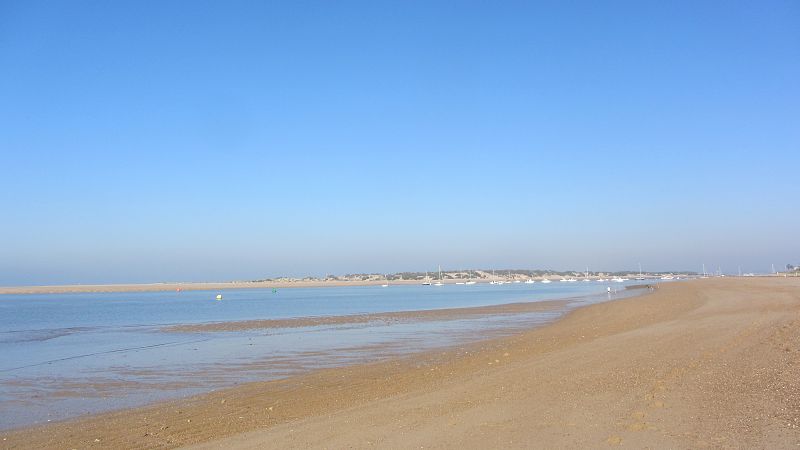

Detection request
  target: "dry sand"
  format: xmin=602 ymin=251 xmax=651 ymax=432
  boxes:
xmin=2 ymin=278 xmax=798 ymax=449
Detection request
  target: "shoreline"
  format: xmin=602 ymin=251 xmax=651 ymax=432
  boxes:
xmin=0 ymin=284 xmax=641 ymax=432
xmin=0 ymin=280 xmax=422 ymax=295
xmin=0 ymin=277 xmax=684 ymax=295
xmin=163 ymin=299 xmax=574 ymax=332
xmin=2 ymin=278 xmax=798 ymax=448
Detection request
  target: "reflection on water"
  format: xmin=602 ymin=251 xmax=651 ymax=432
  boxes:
xmin=0 ymin=282 xmax=646 ymax=430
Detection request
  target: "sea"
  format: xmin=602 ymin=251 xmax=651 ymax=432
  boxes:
xmin=0 ymin=280 xmax=647 ymax=430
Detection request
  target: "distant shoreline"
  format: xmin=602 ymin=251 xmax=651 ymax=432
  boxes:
xmin=0 ymin=274 xmax=776 ymax=295
xmin=6 ymin=279 xmax=552 ymax=295
xmin=0 ymin=279 xmax=423 ymax=295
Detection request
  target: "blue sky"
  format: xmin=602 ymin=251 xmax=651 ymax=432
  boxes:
xmin=1 ymin=1 xmax=798 ymax=284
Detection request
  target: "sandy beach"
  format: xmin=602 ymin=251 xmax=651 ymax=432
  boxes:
xmin=2 ymin=277 xmax=798 ymax=449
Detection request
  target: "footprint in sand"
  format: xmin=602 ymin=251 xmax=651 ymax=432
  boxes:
xmin=627 ymin=422 xmax=647 ymax=431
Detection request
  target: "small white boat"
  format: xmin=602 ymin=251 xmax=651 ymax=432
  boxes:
xmin=541 ymin=279 xmax=552 ymax=284
xmin=524 ymin=279 xmax=535 ymax=284
xmin=455 ymin=282 xmax=465 ymax=285
xmin=612 ymin=277 xmax=626 ymax=283
xmin=434 ymin=265 xmax=444 ymax=286
xmin=215 ymin=294 xmax=222 ymax=300
xmin=635 ymin=263 xmax=645 ymax=280
xmin=465 ymin=270 xmax=476 ymax=285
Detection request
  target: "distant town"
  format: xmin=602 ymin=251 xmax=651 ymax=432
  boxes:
xmin=254 ymin=265 xmax=800 ymax=284
xmin=254 ymin=269 xmax=696 ymax=283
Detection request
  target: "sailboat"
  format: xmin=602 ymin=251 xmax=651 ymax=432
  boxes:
xmin=635 ymin=263 xmax=645 ymax=280
xmin=466 ymin=270 xmax=476 ymax=285
xmin=583 ymin=267 xmax=591 ymax=282
xmin=381 ymin=274 xmax=389 ymax=287
xmin=434 ymin=265 xmax=444 ymax=286
xmin=465 ymin=269 xmax=476 ymax=285
xmin=422 ymin=271 xmax=432 ymax=285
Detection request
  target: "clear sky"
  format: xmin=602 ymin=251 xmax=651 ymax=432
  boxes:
xmin=1 ymin=1 xmax=798 ymax=285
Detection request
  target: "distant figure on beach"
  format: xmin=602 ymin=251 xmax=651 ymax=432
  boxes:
xmin=607 ymin=287 xmax=611 ymax=294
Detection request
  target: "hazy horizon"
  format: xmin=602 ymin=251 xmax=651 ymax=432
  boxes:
xmin=2 ymin=1 xmax=798 ymax=286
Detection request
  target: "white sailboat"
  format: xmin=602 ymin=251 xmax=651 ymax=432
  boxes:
xmin=422 ymin=271 xmax=432 ymax=285
xmin=434 ymin=265 xmax=444 ymax=286
xmin=490 ymin=269 xmax=499 ymax=285
xmin=635 ymin=263 xmax=645 ymax=280
xmin=465 ymin=269 xmax=476 ymax=285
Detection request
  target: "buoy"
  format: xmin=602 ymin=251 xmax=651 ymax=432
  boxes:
xmin=216 ymin=294 xmax=222 ymax=300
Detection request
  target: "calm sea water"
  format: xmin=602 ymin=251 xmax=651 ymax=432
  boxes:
xmin=0 ymin=281 xmax=644 ymax=430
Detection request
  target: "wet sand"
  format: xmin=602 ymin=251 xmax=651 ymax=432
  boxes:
xmin=165 ymin=299 xmax=571 ymax=332
xmin=2 ymin=278 xmax=799 ymax=449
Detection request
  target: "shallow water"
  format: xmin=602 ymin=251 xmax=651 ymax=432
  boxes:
xmin=0 ymin=281 xmax=646 ymax=430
